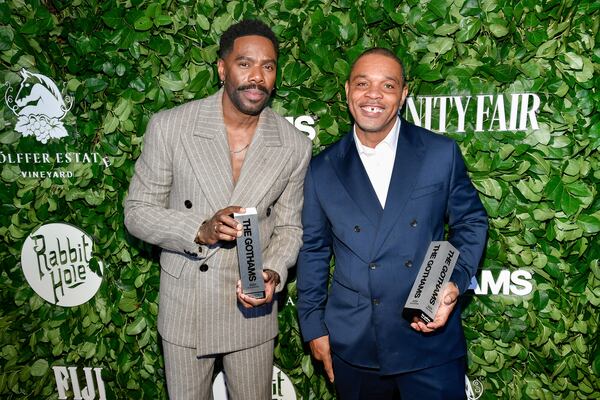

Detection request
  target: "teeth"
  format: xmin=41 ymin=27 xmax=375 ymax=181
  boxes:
xmin=363 ymin=106 xmax=383 ymax=113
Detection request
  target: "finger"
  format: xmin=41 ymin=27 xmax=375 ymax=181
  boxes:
xmin=214 ymin=222 xmax=241 ymax=239
xmin=221 ymin=205 xmax=245 ymax=216
xmin=323 ymin=354 xmax=335 ymax=383
xmin=239 ymin=292 xmax=267 ymax=307
xmin=444 ymin=293 xmax=457 ymax=305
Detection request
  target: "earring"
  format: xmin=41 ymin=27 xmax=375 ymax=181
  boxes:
xmin=220 ymin=80 xmax=224 ymax=85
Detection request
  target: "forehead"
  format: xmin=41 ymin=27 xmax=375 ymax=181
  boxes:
xmin=350 ymin=54 xmax=403 ymax=81
xmin=228 ymin=35 xmax=276 ymax=59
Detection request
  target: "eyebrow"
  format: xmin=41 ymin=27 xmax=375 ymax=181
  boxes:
xmin=351 ymin=74 xmax=401 ymax=84
xmin=234 ymin=55 xmax=277 ymax=64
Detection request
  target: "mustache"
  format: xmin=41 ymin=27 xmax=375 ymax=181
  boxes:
xmin=237 ymin=84 xmax=270 ymax=94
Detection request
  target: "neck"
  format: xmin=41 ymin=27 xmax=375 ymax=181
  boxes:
xmin=221 ymin=92 xmax=261 ymax=131
xmin=354 ymin=130 xmax=388 ymax=149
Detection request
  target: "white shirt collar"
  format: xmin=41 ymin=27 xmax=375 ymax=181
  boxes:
xmin=353 ymin=117 xmax=401 ymax=155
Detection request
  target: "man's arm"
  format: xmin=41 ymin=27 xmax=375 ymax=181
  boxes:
xmin=446 ymin=142 xmax=489 ymax=294
xmin=296 ymin=163 xmax=333 ymax=341
xmin=124 ymin=115 xmax=210 ymax=258
xmin=259 ymin=136 xmax=312 ymax=292
xmin=412 ymin=142 xmax=488 ymax=332
xmin=296 ymin=163 xmax=335 ymax=381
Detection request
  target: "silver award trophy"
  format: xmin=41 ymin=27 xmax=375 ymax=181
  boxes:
xmin=234 ymin=208 xmax=265 ymax=299
xmin=403 ymin=241 xmax=460 ymax=323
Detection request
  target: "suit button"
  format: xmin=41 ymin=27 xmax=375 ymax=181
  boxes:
xmin=266 ymin=206 xmax=272 ymax=217
xmin=354 ymin=225 xmax=361 ymax=232
xmin=405 ymin=260 xmax=413 ymax=268
xmin=199 ymin=264 xmax=209 ymax=272
xmin=410 ymin=219 xmax=417 ymax=227
xmin=184 ymin=200 xmax=192 ymax=209
xmin=369 ymin=263 xmax=377 ymax=270
xmin=372 ymin=298 xmax=380 ymax=305
xmin=198 ymin=246 xmax=203 ymax=254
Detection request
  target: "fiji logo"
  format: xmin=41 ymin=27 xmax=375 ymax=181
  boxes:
xmin=4 ymin=69 xmax=73 ymax=144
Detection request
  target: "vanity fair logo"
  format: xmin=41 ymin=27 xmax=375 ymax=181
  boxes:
xmin=21 ymin=223 xmax=103 ymax=307
xmin=405 ymin=93 xmax=541 ymax=133
xmin=213 ymin=365 xmax=296 ymax=400
xmin=4 ymin=69 xmax=73 ymax=143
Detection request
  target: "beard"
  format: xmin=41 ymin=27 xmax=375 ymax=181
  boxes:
xmin=224 ymin=82 xmax=271 ymax=116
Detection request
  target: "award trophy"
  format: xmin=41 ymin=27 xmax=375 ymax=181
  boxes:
xmin=234 ymin=208 xmax=265 ymax=299
xmin=403 ymin=241 xmax=460 ymax=323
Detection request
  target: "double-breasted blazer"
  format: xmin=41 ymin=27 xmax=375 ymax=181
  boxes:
xmin=297 ymin=118 xmax=488 ymax=375
xmin=125 ymin=90 xmax=311 ymax=356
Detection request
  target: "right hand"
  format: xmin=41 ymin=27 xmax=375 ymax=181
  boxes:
xmin=196 ymin=206 xmax=245 ymax=245
xmin=309 ymin=335 xmax=334 ymax=383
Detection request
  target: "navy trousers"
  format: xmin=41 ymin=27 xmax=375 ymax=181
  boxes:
xmin=333 ymin=353 xmax=466 ymax=400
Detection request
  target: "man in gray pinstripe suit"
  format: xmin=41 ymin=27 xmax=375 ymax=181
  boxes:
xmin=124 ymin=20 xmax=311 ymax=399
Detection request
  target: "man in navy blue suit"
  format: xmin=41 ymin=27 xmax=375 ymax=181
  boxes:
xmin=296 ymin=48 xmax=488 ymax=399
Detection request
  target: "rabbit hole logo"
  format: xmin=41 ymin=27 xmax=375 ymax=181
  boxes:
xmin=4 ymin=68 xmax=73 ymax=143
xmin=21 ymin=223 xmax=103 ymax=307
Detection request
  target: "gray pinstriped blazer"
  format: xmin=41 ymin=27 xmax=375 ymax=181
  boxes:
xmin=124 ymin=89 xmax=311 ymax=356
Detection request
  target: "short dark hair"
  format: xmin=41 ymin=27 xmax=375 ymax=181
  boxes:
xmin=219 ymin=19 xmax=279 ymax=58
xmin=350 ymin=47 xmax=406 ymax=82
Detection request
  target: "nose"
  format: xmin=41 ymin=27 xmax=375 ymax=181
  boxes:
xmin=248 ymin=65 xmax=265 ymax=84
xmin=365 ymin=86 xmax=382 ymax=99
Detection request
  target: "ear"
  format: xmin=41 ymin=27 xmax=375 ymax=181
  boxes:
xmin=344 ymin=81 xmax=349 ymax=101
xmin=217 ymin=59 xmax=225 ymax=82
xmin=399 ymin=83 xmax=409 ymax=109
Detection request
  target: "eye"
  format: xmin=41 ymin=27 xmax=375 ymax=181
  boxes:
xmin=356 ymin=81 xmax=368 ymax=88
xmin=239 ymin=61 xmax=249 ymax=68
xmin=264 ymin=64 xmax=275 ymax=71
xmin=384 ymin=83 xmax=395 ymax=89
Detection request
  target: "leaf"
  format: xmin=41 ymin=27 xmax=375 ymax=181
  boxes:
xmin=196 ymin=14 xmax=210 ymax=30
xmin=134 ymin=16 xmax=153 ymax=31
xmin=427 ymin=37 xmax=454 ymax=55
xmin=456 ymin=17 xmax=481 ymax=43
xmin=126 ymin=316 xmax=147 ymax=335
xmin=563 ymin=52 xmax=583 ymax=70
xmin=576 ymin=214 xmax=600 ymax=233
xmin=118 ymin=297 xmax=138 ymax=313
xmin=85 ymin=77 xmax=108 ymax=93
xmin=427 ymin=0 xmax=449 ymax=18
xmin=0 ymin=25 xmax=13 ymax=51
xmin=30 ymin=359 xmax=48 ymax=377
xmin=489 ymin=23 xmax=509 ymax=37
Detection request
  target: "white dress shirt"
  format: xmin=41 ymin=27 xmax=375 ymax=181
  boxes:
xmin=353 ymin=118 xmax=400 ymax=208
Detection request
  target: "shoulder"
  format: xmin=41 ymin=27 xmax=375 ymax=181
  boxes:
xmin=402 ymin=119 xmax=456 ymax=149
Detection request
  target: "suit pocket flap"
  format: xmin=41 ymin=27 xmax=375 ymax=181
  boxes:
xmin=410 ymin=182 xmax=443 ymax=199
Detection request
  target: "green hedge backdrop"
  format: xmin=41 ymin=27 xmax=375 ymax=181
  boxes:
xmin=1 ymin=0 xmax=599 ymax=399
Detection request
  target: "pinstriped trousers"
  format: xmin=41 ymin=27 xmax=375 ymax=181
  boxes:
xmin=162 ymin=339 xmax=274 ymax=400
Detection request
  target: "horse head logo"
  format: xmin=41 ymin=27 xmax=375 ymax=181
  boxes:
xmin=5 ymin=69 xmax=73 ymax=144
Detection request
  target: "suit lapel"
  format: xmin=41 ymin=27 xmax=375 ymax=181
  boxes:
xmin=230 ymin=108 xmax=290 ymax=207
xmin=371 ymin=120 xmax=425 ymax=257
xmin=182 ymin=90 xmax=234 ymax=211
xmin=330 ymin=132 xmax=383 ymax=226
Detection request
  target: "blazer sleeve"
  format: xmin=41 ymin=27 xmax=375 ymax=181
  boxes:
xmin=447 ymin=142 xmax=488 ymax=293
xmin=261 ymin=134 xmax=312 ymax=292
xmin=124 ymin=114 xmax=209 ymax=258
xmin=296 ymin=163 xmax=333 ymax=342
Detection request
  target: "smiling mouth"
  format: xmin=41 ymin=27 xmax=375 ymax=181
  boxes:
xmin=361 ymin=105 xmax=384 ymax=113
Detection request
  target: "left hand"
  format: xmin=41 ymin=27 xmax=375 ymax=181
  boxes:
xmin=236 ymin=270 xmax=280 ymax=308
xmin=411 ymin=281 xmax=459 ymax=333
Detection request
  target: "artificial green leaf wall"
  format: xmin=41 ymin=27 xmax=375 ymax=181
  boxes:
xmin=1 ymin=0 xmax=598 ymax=399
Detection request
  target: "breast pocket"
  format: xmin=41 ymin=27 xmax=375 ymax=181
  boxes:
xmin=410 ymin=182 xmax=443 ymax=199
